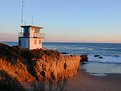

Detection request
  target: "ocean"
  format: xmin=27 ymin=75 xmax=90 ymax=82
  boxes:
xmin=2 ymin=42 xmax=121 ymax=76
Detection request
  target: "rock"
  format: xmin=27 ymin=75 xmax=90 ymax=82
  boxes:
xmin=34 ymin=54 xmax=80 ymax=81
xmin=80 ymin=55 xmax=88 ymax=64
xmin=61 ymin=52 xmax=69 ymax=54
xmin=94 ymin=55 xmax=100 ymax=57
xmin=0 ymin=43 xmax=81 ymax=83
xmin=99 ymin=56 xmax=103 ymax=59
xmin=81 ymin=62 xmax=86 ymax=64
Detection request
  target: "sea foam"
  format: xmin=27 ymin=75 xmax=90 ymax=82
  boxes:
xmin=89 ymin=55 xmax=121 ymax=64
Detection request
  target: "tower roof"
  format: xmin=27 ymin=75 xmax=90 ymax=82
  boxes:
xmin=21 ymin=25 xmax=43 ymax=29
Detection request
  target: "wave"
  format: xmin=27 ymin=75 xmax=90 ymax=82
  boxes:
xmin=100 ymin=48 xmax=120 ymax=50
xmin=88 ymin=55 xmax=121 ymax=64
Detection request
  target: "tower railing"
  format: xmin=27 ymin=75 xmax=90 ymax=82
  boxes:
xmin=33 ymin=33 xmax=45 ymax=39
xmin=18 ymin=32 xmax=24 ymax=37
xmin=18 ymin=32 xmax=45 ymax=39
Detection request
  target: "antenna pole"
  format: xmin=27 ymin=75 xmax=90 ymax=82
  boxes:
xmin=21 ymin=0 xmax=24 ymax=25
xmin=32 ymin=15 xmax=33 ymax=25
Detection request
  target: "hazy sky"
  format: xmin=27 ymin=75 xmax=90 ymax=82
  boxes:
xmin=0 ymin=0 xmax=121 ymax=43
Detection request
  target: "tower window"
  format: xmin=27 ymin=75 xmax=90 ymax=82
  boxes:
xmin=34 ymin=40 xmax=37 ymax=44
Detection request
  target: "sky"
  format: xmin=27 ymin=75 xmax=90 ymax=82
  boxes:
xmin=0 ymin=0 xmax=121 ymax=43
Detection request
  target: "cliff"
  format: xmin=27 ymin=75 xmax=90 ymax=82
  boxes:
xmin=0 ymin=43 xmax=81 ymax=85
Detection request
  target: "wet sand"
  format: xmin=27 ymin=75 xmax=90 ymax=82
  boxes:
xmin=66 ymin=69 xmax=121 ymax=91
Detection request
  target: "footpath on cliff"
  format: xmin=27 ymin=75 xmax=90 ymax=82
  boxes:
xmin=0 ymin=43 xmax=81 ymax=91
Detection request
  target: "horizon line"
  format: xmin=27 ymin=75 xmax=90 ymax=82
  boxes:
xmin=0 ymin=41 xmax=121 ymax=44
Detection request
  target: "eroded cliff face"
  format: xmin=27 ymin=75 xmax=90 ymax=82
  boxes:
xmin=0 ymin=43 xmax=81 ymax=84
xmin=34 ymin=54 xmax=80 ymax=81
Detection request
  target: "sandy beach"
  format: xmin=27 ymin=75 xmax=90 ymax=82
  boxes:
xmin=22 ymin=69 xmax=121 ymax=91
xmin=65 ymin=69 xmax=121 ymax=91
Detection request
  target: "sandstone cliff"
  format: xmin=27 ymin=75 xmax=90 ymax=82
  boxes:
xmin=0 ymin=43 xmax=81 ymax=85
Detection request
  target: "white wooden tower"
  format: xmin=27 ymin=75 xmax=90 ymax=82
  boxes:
xmin=18 ymin=25 xmax=44 ymax=50
xmin=18 ymin=0 xmax=44 ymax=50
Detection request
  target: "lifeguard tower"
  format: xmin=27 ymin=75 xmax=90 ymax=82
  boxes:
xmin=18 ymin=25 xmax=44 ymax=50
xmin=18 ymin=0 xmax=44 ymax=50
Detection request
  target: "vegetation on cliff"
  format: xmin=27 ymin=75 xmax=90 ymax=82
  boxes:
xmin=0 ymin=70 xmax=25 ymax=91
xmin=0 ymin=43 xmax=81 ymax=90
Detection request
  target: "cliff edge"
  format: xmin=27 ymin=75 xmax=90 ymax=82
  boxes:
xmin=0 ymin=43 xmax=81 ymax=84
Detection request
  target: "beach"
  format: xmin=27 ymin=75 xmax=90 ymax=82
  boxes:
xmin=66 ymin=69 xmax=121 ymax=91
xmin=1 ymin=42 xmax=121 ymax=91
xmin=0 ymin=0 xmax=121 ymax=90
xmin=1 ymin=69 xmax=121 ymax=91
xmin=22 ymin=68 xmax=121 ymax=91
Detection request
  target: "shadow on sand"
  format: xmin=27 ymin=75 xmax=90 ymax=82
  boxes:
xmin=22 ymin=78 xmax=67 ymax=91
